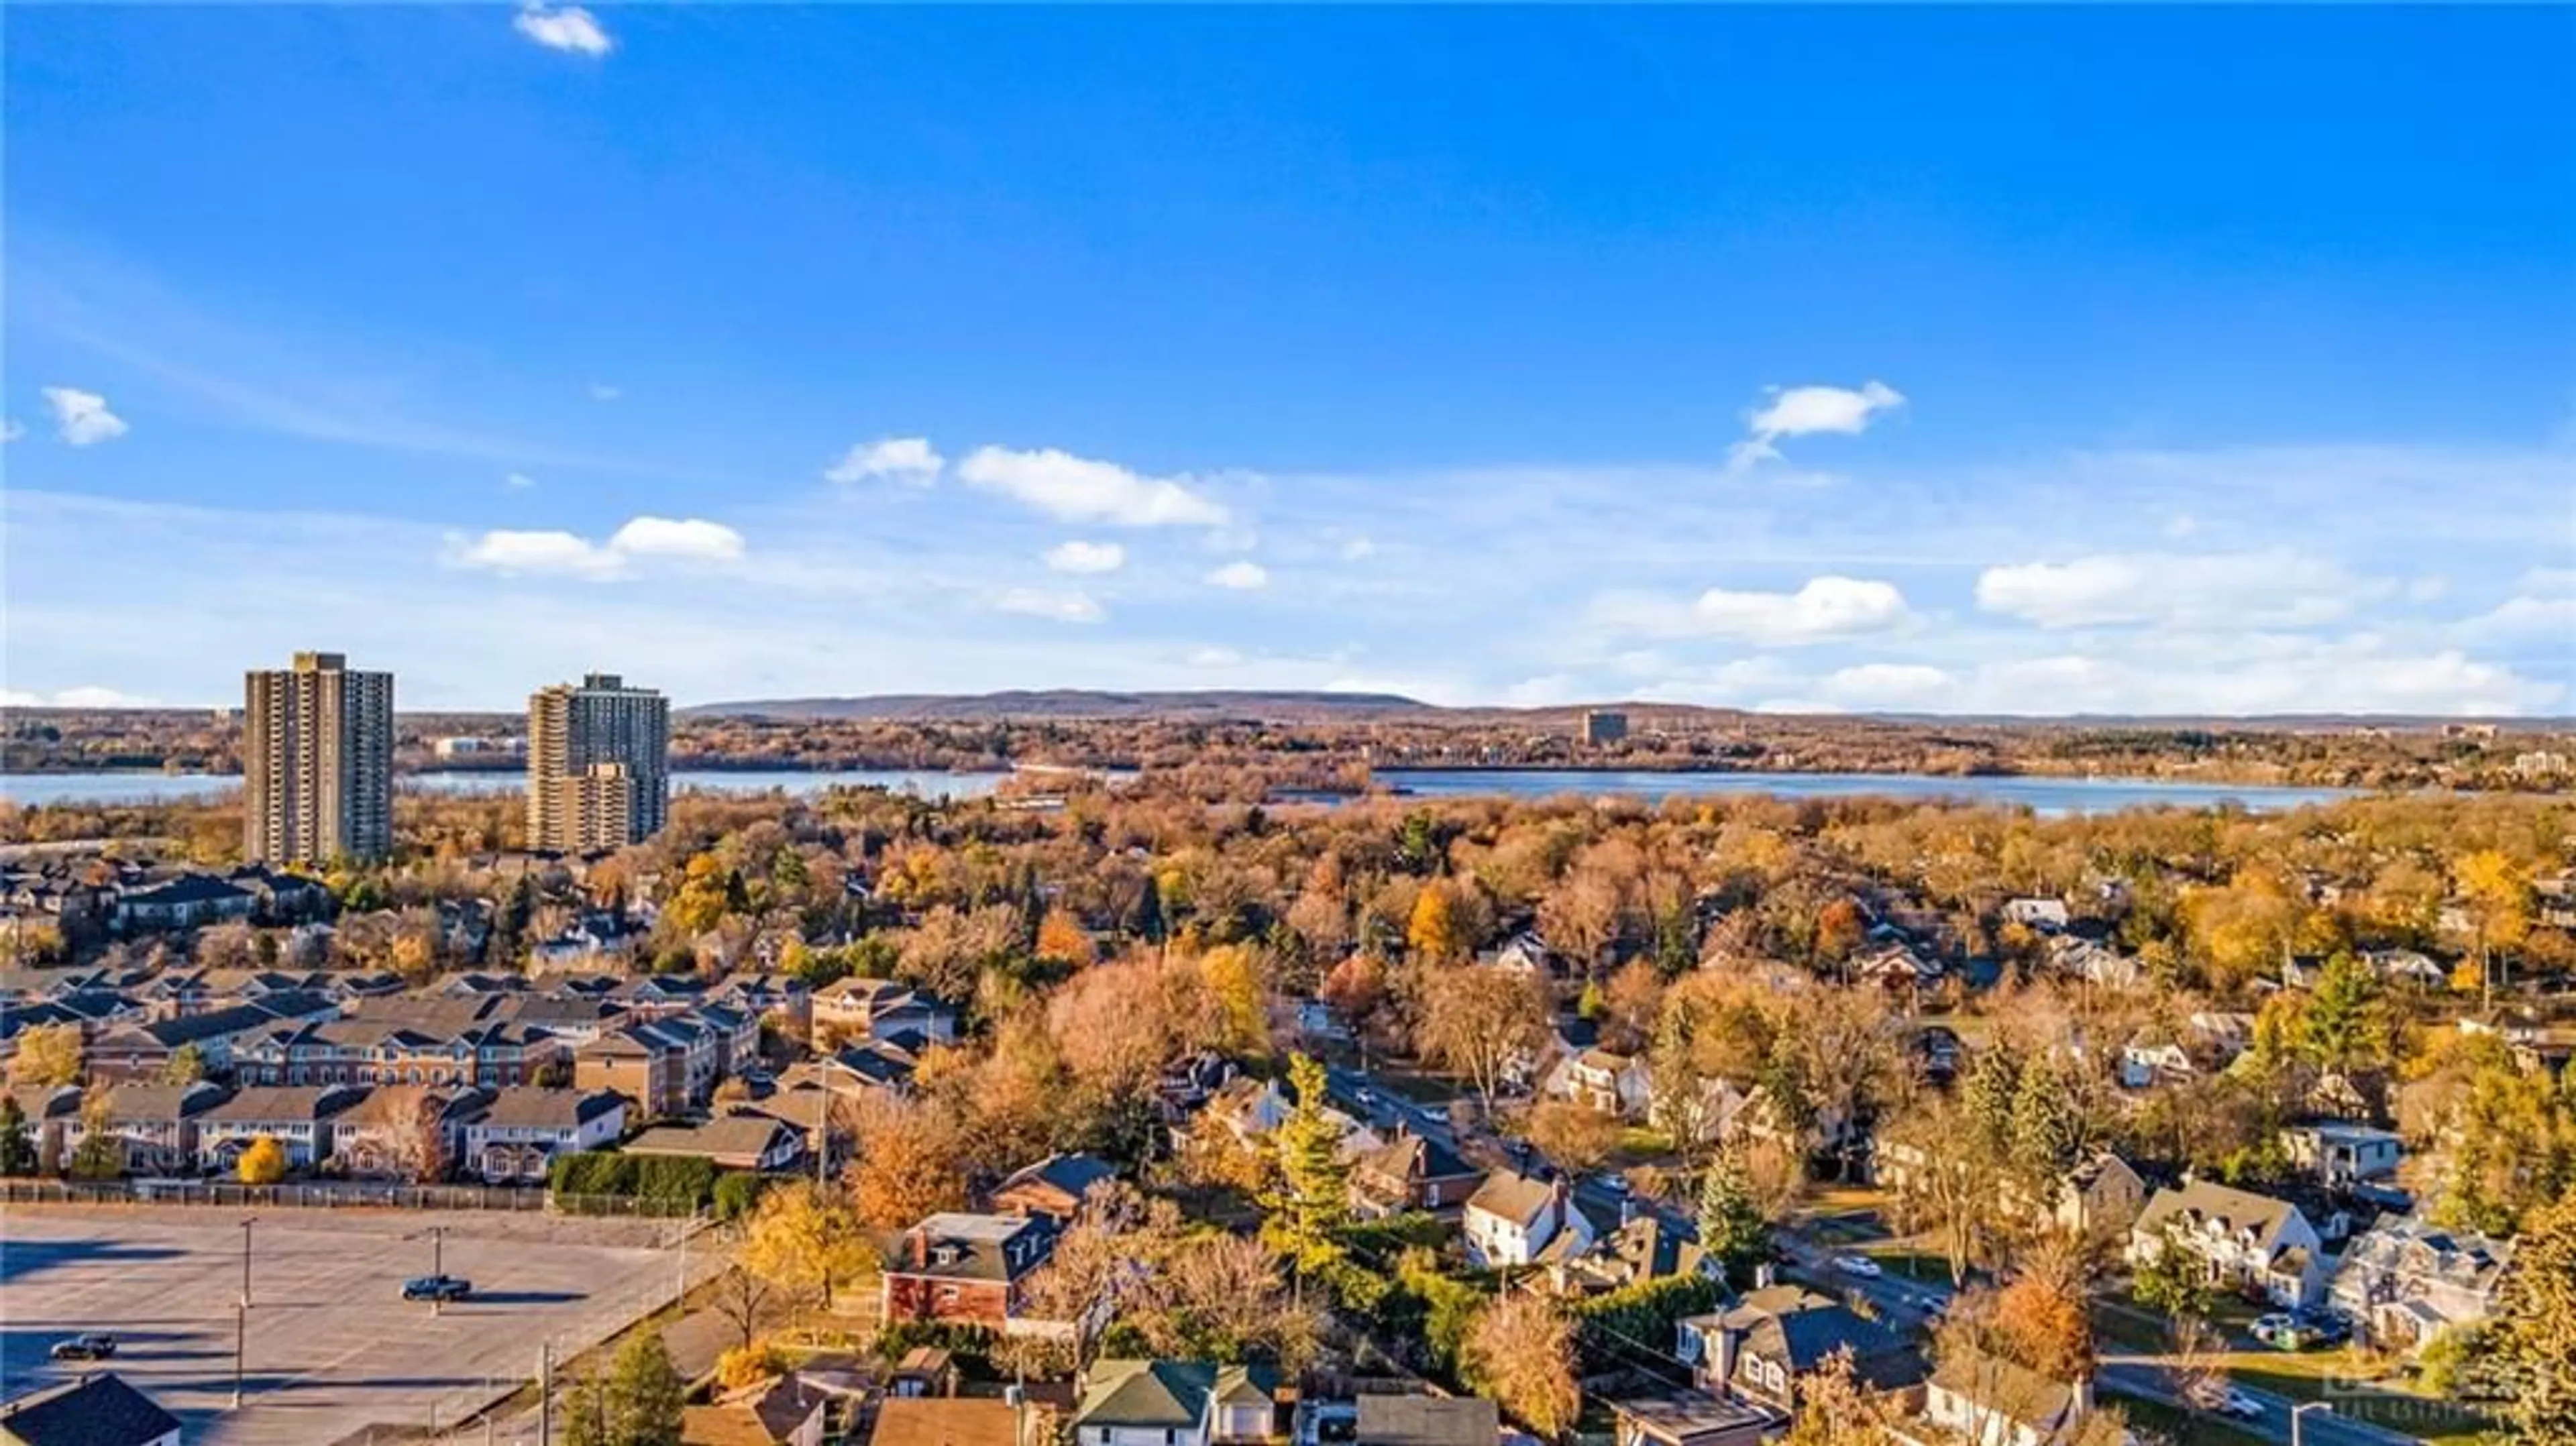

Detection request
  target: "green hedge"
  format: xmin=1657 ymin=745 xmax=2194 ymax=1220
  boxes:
xmin=546 ymin=1149 xmax=727 ymax=1209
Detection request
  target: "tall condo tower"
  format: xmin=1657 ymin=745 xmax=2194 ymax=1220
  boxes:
xmin=527 ymin=673 xmax=670 ymax=853
xmin=244 ymin=651 xmax=394 ymax=865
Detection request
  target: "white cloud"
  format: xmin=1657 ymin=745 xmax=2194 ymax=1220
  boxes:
xmin=1976 ymin=551 xmax=2373 ymax=629
xmin=1601 ymin=575 xmax=1912 ymax=646
xmin=41 ymin=386 xmax=128 ymax=446
xmin=1187 ymin=646 xmax=1245 ymax=668
xmin=991 ymin=588 xmax=1104 ymax=624
xmin=606 ymin=516 xmax=745 ymax=563
xmin=504 ymin=472 xmax=538 ymax=490
xmin=0 ymin=685 xmax=159 ymax=708
xmin=1820 ymin=663 xmax=1953 ymax=707
xmin=2165 ymin=512 xmax=2200 ymax=539
xmin=1339 ymin=533 xmax=1377 ymax=561
xmin=2463 ymin=567 xmax=2576 ymax=642
xmin=1206 ymin=561 xmax=1270 ymax=590
xmin=1 ymin=419 xmax=23 ymax=443
xmin=826 ymin=437 xmax=944 ymax=487
xmin=1727 ymin=380 xmax=1903 ymax=471
xmin=587 ymin=382 xmax=621 ymax=402
xmin=957 ymin=445 xmax=1230 ymax=528
xmin=513 ymin=1 xmax=613 ymax=56
xmin=445 ymin=515 xmax=745 ymax=579
xmin=1042 ymin=540 xmax=1127 ymax=575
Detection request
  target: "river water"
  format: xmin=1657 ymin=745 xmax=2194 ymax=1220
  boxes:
xmin=1 ymin=765 xmax=2357 ymax=816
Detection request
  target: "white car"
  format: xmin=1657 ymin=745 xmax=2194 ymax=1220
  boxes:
xmin=1831 ymin=1254 xmax=1883 ymax=1278
xmin=2217 ymin=1389 xmax=2264 ymax=1421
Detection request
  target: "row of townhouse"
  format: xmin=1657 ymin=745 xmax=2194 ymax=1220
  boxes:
xmin=573 ymin=999 xmax=761 ymax=1119
xmin=6 ymin=1079 xmax=627 ymax=1183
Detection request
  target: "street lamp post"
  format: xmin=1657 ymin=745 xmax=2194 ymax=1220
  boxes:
xmin=2292 ymin=1400 xmax=2332 ymax=1446
xmin=233 ymin=1217 xmax=255 ymax=1408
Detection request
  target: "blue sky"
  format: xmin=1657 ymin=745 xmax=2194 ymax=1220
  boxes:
xmin=6 ymin=5 xmax=2572 ymax=714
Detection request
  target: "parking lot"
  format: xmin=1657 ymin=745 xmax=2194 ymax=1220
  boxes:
xmin=1 ymin=1207 xmax=713 ymax=1446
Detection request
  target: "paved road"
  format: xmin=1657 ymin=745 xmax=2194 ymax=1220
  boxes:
xmin=2097 ymin=1360 xmax=2425 ymax=1446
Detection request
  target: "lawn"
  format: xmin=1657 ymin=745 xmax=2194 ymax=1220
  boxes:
xmin=2224 ymin=1348 xmax=2493 ymax=1446
xmin=2118 ymin=1397 xmax=2270 ymax=1446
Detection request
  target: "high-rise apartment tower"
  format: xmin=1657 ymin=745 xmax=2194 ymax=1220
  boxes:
xmin=244 ymin=651 xmax=395 ymax=864
xmin=527 ymin=673 xmax=669 ymax=853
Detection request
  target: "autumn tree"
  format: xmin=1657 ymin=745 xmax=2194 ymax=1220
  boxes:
xmin=1466 ymin=1292 xmax=1580 ymax=1437
xmin=1778 ymin=1350 xmax=1903 ymax=1446
xmin=68 ymin=1090 xmax=122 ymax=1180
xmin=845 ymin=1093 xmax=969 ymax=1229
xmin=2489 ymin=1190 xmax=2576 ymax=1443
xmin=1408 ymin=882 xmax=1467 ymax=962
xmin=2451 ymin=850 xmax=2531 ymax=1008
xmin=708 ymin=1264 xmax=780 ymax=1355
xmin=160 ymin=1043 xmax=207 ymax=1086
xmin=237 ymin=1134 xmax=288 ymax=1185
xmin=8 ymin=1023 xmax=83 ymax=1087
xmin=1527 ymin=1102 xmax=1621 ymax=1174
xmin=741 ymin=1180 xmax=875 ymax=1314
xmin=1036 ymin=906 xmax=1093 ymax=966
xmin=1416 ymin=964 xmax=1549 ymax=1107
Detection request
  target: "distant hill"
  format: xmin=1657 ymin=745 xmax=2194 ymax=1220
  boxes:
xmin=681 ymin=689 xmax=1438 ymax=722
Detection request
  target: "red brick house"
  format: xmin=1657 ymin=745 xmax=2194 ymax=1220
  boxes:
xmin=881 ymin=1213 xmax=1063 ymax=1335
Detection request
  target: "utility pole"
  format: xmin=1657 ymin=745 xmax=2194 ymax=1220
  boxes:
xmin=240 ymin=1217 xmax=256 ymax=1307
xmin=538 ymin=1340 xmax=553 ymax=1446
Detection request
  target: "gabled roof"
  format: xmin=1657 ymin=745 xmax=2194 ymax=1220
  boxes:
xmin=869 ymin=1398 xmax=1028 ymax=1446
xmin=201 ymin=1084 xmax=368 ymax=1125
xmin=471 ymin=1087 xmax=625 ymax=1131
xmin=625 ymin=1112 xmax=798 ymax=1164
xmin=1356 ymin=1129 xmax=1479 ymax=1186
xmin=119 ymin=873 xmax=252 ymax=907
xmin=996 ymin=1152 xmax=1117 ymax=1206
xmin=1076 ymin=1359 xmax=1216 ymax=1429
xmin=0 ymin=1371 xmax=182 ymax=1446
xmin=2135 ymin=1180 xmax=2308 ymax=1256
xmin=1466 ymin=1169 xmax=1558 ymax=1227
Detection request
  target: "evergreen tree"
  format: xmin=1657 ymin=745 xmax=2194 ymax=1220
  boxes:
xmin=2008 ymin=1054 xmax=2083 ymax=1186
xmin=1695 ymin=1150 xmax=1770 ymax=1283
xmin=1260 ymin=1054 xmax=1350 ymax=1273
xmin=0 ymin=1097 xmax=37 ymax=1176
xmin=2300 ymin=952 xmax=2392 ymax=1078
xmin=1960 ymin=1045 xmax=2021 ymax=1164
xmin=604 ymin=1331 xmax=686 ymax=1446
xmin=1134 ymin=874 xmax=1166 ymax=945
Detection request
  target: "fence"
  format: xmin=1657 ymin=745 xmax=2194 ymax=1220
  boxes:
xmin=0 ymin=1177 xmax=698 ymax=1215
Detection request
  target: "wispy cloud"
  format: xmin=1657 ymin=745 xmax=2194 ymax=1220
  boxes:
xmin=513 ymin=2 xmax=614 ymax=56
xmin=1 ymin=420 xmax=23 ymax=443
xmin=826 ymin=437 xmax=944 ymax=487
xmin=1044 ymin=540 xmax=1126 ymax=575
xmin=1205 ymin=560 xmax=1270 ymax=590
xmin=1975 ymin=551 xmax=2377 ymax=628
xmin=992 ymin=588 xmax=1106 ymax=624
xmin=587 ymin=382 xmax=622 ymax=402
xmin=41 ymin=386 xmax=128 ymax=445
xmin=504 ymin=472 xmax=538 ymax=490
xmin=0 ymin=685 xmax=160 ymax=708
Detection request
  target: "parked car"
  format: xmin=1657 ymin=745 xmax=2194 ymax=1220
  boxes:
xmin=2216 ymin=1389 xmax=2265 ymax=1421
xmin=401 ymin=1274 xmax=473 ymax=1302
xmin=2251 ymin=1315 xmax=2314 ymax=1350
xmin=2294 ymin=1309 xmax=2351 ymax=1345
xmin=1831 ymin=1254 xmax=1883 ymax=1278
xmin=49 ymin=1333 xmax=116 ymax=1361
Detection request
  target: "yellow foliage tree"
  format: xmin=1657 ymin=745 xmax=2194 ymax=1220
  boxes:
xmin=1198 ymin=944 xmax=1267 ymax=1056
xmin=237 ymin=1134 xmax=288 ymax=1186
xmin=740 ymin=1180 xmax=875 ymax=1315
xmin=1407 ymin=883 xmax=1464 ymax=962
xmin=7 ymin=1023 xmax=83 ymax=1087
xmin=1035 ymin=906 xmax=1093 ymax=966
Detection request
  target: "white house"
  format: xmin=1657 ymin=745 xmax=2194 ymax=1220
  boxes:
xmin=2000 ymin=898 xmax=2072 ymax=932
xmin=1071 ymin=1360 xmax=1281 ymax=1446
xmin=1921 ymin=1350 xmax=2125 ymax=1446
xmin=2280 ymin=1122 xmax=2403 ymax=1188
xmin=2130 ymin=1180 xmax=2328 ymax=1309
xmin=462 ymin=1087 xmax=627 ymax=1183
xmin=1546 ymin=1048 xmax=1652 ymax=1118
xmin=2328 ymin=1214 xmax=2517 ymax=1353
xmin=1464 ymin=1169 xmax=1589 ymax=1268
